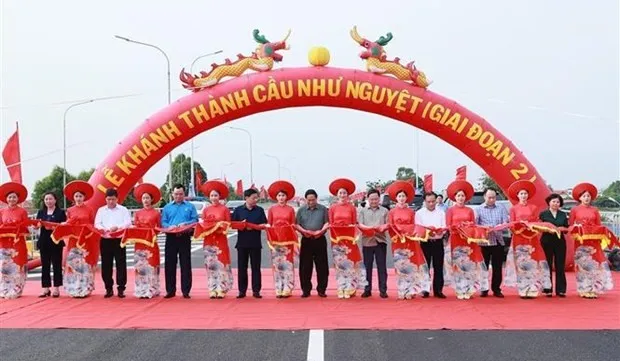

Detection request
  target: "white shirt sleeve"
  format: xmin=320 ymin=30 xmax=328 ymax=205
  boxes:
xmin=94 ymin=207 xmax=106 ymax=231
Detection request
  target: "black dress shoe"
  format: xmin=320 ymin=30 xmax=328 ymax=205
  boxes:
xmin=118 ymin=290 xmax=126 ymax=299
xmin=252 ymin=293 xmax=262 ymax=299
xmin=104 ymin=290 xmax=114 ymax=298
xmin=164 ymin=293 xmax=176 ymax=299
xmin=493 ymin=292 xmax=505 ymax=298
xmin=434 ymin=293 xmax=447 ymax=299
xmin=422 ymin=292 xmax=430 ymax=298
xmin=301 ymin=292 xmax=310 ymax=298
xmin=557 ymin=293 xmax=566 ymax=298
xmin=480 ymin=290 xmax=489 ymax=297
xmin=183 ymin=294 xmax=191 ymax=299
xmin=380 ymin=292 xmax=388 ymax=299
xmin=361 ymin=291 xmax=372 ymax=298
xmin=39 ymin=290 xmax=51 ymax=298
xmin=318 ymin=292 xmax=327 ymax=298
xmin=236 ymin=293 xmax=246 ymax=299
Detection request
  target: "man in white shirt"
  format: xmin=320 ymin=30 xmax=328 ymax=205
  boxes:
xmin=415 ymin=192 xmax=447 ymax=298
xmin=95 ymin=188 xmax=132 ymax=298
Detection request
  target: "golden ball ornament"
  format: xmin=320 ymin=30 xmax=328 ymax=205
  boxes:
xmin=308 ymin=46 xmax=330 ymax=66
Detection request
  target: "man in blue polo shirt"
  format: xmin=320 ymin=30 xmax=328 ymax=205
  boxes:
xmin=161 ymin=184 xmax=198 ymax=299
xmin=232 ymin=188 xmax=267 ymax=298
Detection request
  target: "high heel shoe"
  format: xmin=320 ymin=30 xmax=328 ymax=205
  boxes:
xmin=39 ymin=290 xmax=51 ymax=298
xmin=52 ymin=289 xmax=60 ymax=298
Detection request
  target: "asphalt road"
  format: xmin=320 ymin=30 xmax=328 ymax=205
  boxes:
xmin=1 ymin=329 xmax=618 ymax=361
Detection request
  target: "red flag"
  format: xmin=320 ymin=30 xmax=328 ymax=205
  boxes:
xmin=236 ymin=179 xmax=243 ymax=196
xmin=423 ymin=174 xmax=433 ymax=193
xmin=195 ymin=171 xmax=204 ymax=193
xmin=224 ymin=176 xmax=228 ymax=185
xmin=259 ymin=185 xmax=267 ymax=199
xmin=2 ymin=122 xmax=22 ymax=183
xmin=456 ymin=166 xmax=467 ymax=180
xmin=251 ymin=183 xmax=257 ymax=190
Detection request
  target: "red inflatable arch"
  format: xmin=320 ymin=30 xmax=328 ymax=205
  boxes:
xmin=86 ymin=66 xmax=550 ymax=208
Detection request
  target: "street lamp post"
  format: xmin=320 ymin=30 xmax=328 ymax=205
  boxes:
xmin=220 ymin=162 xmax=234 ymax=179
xmin=187 ymin=50 xmax=223 ymax=196
xmin=190 ymin=50 xmax=224 ymax=73
xmin=281 ymin=166 xmax=292 ymax=180
xmin=114 ymin=35 xmax=173 ymax=198
xmin=264 ymin=153 xmax=281 ymax=179
xmin=226 ymin=126 xmax=253 ymax=184
xmin=63 ymin=99 xmax=95 ymax=208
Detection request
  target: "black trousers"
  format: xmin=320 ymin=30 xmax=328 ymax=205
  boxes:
xmin=421 ymin=239 xmax=444 ymax=294
xmin=40 ymin=245 xmax=63 ymax=287
xmin=481 ymin=244 xmax=504 ymax=293
xmin=100 ymin=238 xmax=127 ymax=292
xmin=237 ymin=247 xmax=262 ymax=294
xmin=299 ymin=236 xmax=329 ymax=294
xmin=363 ymin=243 xmax=388 ymax=293
xmin=165 ymin=233 xmax=193 ymax=295
xmin=541 ymin=238 xmax=567 ymax=294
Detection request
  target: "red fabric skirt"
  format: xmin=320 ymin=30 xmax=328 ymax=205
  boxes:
xmin=0 ymin=235 xmax=28 ymax=267
xmin=329 ymin=226 xmax=361 ymax=263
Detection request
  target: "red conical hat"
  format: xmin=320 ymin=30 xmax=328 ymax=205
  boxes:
xmin=387 ymin=180 xmax=414 ymax=203
xmin=507 ymin=180 xmax=537 ymax=202
xmin=0 ymin=182 xmax=28 ymax=204
xmin=133 ymin=183 xmax=162 ymax=204
xmin=446 ymin=180 xmax=474 ymax=202
xmin=63 ymin=180 xmax=94 ymax=201
xmin=268 ymin=180 xmax=295 ymax=201
xmin=572 ymin=182 xmax=597 ymax=201
xmin=201 ymin=180 xmax=229 ymax=199
xmin=329 ymin=178 xmax=356 ymax=196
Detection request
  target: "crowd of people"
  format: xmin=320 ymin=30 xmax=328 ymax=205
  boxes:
xmin=0 ymin=176 xmax=617 ymax=300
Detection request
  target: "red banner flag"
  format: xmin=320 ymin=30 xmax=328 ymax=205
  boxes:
xmin=456 ymin=166 xmax=467 ymax=180
xmin=259 ymin=185 xmax=267 ymax=199
xmin=236 ymin=179 xmax=243 ymax=196
xmin=2 ymin=122 xmax=22 ymax=184
xmin=423 ymin=174 xmax=433 ymax=193
xmin=195 ymin=171 xmax=204 ymax=193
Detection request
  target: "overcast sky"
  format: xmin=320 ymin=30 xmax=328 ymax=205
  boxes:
xmin=1 ymin=0 xmax=618 ymax=198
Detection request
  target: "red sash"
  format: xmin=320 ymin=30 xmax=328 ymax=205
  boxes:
xmin=329 ymin=225 xmax=361 ymax=262
xmin=120 ymin=228 xmax=158 ymax=248
xmin=0 ymin=224 xmax=29 ymax=267
xmin=570 ymin=224 xmax=618 ymax=250
xmin=388 ymin=224 xmax=431 ymax=243
xmin=266 ymin=225 xmax=299 ymax=247
xmin=64 ymin=227 xmax=100 ymax=266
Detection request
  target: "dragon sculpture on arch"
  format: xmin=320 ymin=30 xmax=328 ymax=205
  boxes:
xmin=350 ymin=26 xmax=431 ymax=89
xmin=180 ymin=29 xmax=291 ymax=92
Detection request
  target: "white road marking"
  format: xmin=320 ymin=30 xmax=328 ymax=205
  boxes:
xmin=307 ymin=329 xmax=324 ymax=361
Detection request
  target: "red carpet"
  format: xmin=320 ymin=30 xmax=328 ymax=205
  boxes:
xmin=1 ymin=270 xmax=618 ymax=330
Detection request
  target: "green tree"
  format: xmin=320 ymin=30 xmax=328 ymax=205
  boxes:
xmin=75 ymin=168 xmax=95 ymax=181
xmin=31 ymin=166 xmax=75 ymax=209
xmin=602 ymin=180 xmax=620 ymax=200
xmin=225 ymin=181 xmax=242 ymax=201
xmin=477 ymin=174 xmax=505 ymax=197
xmin=365 ymin=167 xmax=424 ymax=193
xmin=395 ymin=166 xmax=423 ymax=186
xmin=365 ymin=179 xmax=393 ymax=192
xmin=161 ymin=154 xmax=208 ymax=201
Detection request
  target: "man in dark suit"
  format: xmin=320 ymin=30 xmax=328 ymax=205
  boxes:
xmin=232 ymin=188 xmax=267 ymax=298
